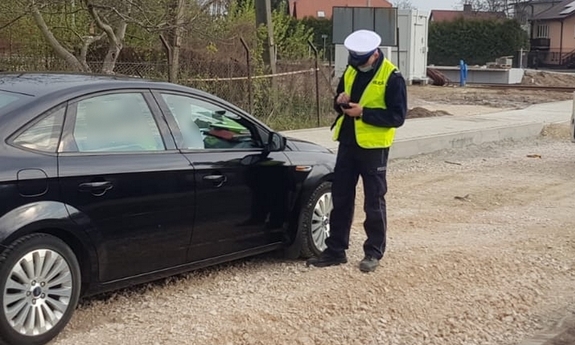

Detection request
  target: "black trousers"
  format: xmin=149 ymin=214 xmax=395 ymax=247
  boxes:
xmin=325 ymin=143 xmax=389 ymax=260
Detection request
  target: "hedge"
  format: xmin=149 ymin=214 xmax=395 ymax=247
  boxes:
xmin=428 ymin=18 xmax=529 ymax=66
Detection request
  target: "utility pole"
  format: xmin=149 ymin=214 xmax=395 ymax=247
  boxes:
xmin=255 ymin=0 xmax=276 ymax=74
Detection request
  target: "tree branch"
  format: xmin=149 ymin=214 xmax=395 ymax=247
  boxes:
xmin=85 ymin=1 xmax=117 ymax=42
xmin=0 ymin=11 xmax=28 ymax=31
xmin=80 ymin=33 xmax=105 ymax=67
xmin=29 ymin=2 xmax=85 ymax=71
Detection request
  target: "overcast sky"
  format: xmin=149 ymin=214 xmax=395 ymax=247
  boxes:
xmin=409 ymin=0 xmax=460 ymax=12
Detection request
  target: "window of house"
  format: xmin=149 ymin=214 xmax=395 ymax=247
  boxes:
xmin=317 ymin=11 xmax=325 ymax=18
xmin=536 ymin=25 xmax=549 ymax=38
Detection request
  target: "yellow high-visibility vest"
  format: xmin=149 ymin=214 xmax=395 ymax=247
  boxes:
xmin=332 ymin=58 xmax=398 ymax=149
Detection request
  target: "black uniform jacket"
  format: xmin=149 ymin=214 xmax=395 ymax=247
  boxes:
xmin=332 ymin=51 xmax=408 ymax=146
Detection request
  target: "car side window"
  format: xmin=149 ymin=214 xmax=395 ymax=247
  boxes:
xmin=13 ymin=107 xmax=65 ymax=153
xmin=160 ymin=93 xmax=262 ymax=150
xmin=71 ymin=93 xmax=165 ymax=153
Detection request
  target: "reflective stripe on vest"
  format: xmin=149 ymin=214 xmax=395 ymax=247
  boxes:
xmin=332 ymin=58 xmax=398 ymax=149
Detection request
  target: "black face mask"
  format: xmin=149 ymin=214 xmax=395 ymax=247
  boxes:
xmin=348 ymin=54 xmax=371 ymax=69
xmin=349 ymin=56 xmax=376 ymax=73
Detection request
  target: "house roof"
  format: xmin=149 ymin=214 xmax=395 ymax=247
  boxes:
xmin=430 ymin=10 xmax=506 ymax=22
xmin=514 ymin=0 xmax=563 ymax=5
xmin=288 ymin=0 xmax=393 ymax=19
xmin=533 ymin=0 xmax=575 ymax=19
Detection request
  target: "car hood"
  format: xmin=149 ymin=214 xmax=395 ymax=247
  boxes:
xmin=286 ymin=137 xmax=333 ymax=153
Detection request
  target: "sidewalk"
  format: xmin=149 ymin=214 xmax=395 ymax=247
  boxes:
xmin=281 ymin=99 xmax=574 ymax=159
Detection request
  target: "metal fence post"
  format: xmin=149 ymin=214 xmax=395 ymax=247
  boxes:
xmin=308 ymin=39 xmax=321 ymax=127
xmin=240 ymin=37 xmax=253 ymax=114
xmin=571 ymin=91 xmax=575 ymax=143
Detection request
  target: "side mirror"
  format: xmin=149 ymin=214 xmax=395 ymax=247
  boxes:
xmin=266 ymin=132 xmax=286 ymax=152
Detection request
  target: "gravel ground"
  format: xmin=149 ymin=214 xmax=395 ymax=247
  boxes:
xmin=52 ymin=125 xmax=575 ymax=345
xmin=408 ymin=85 xmax=574 ymax=110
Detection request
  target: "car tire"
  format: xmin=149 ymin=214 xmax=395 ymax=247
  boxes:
xmin=297 ymin=181 xmax=333 ymax=259
xmin=0 ymin=234 xmax=81 ymax=345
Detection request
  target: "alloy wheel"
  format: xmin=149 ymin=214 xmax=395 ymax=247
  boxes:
xmin=3 ymin=249 xmax=73 ymax=336
xmin=311 ymin=192 xmax=333 ymax=251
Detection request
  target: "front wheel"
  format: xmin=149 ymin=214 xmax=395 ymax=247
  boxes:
xmin=0 ymin=234 xmax=81 ymax=345
xmin=297 ymin=181 xmax=333 ymax=259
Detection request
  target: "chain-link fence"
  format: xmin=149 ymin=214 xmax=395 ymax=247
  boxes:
xmin=0 ymin=44 xmax=337 ymax=131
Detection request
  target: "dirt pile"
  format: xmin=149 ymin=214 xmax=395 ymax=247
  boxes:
xmin=522 ymin=70 xmax=575 ymax=87
xmin=407 ymin=107 xmax=451 ymax=119
xmin=541 ymin=123 xmax=573 ymax=140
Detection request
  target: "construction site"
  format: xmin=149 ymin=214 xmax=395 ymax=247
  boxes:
xmin=406 ymin=69 xmax=575 ymax=119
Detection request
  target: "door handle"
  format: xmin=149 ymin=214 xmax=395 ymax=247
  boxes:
xmin=78 ymin=181 xmax=113 ymax=195
xmin=203 ymin=174 xmax=227 ymax=187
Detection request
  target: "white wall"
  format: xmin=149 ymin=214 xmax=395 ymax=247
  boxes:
xmin=333 ymin=10 xmax=429 ymax=84
xmin=431 ymin=67 xmax=525 ymax=84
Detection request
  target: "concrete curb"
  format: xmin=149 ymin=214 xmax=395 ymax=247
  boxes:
xmin=388 ymin=122 xmax=545 ymax=159
xmin=281 ymin=100 xmax=573 ymax=159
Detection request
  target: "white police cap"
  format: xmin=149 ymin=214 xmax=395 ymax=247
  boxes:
xmin=344 ymin=30 xmax=382 ymax=55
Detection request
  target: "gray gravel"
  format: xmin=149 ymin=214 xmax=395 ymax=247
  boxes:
xmin=53 ymin=124 xmax=575 ymax=345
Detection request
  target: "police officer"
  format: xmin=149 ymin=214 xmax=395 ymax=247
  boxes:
xmin=307 ymin=30 xmax=407 ymax=272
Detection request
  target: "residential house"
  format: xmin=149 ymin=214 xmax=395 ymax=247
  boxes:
xmin=429 ymin=4 xmax=506 ymax=22
xmin=529 ymin=0 xmax=575 ymax=68
xmin=288 ymin=0 xmax=392 ymax=20
xmin=513 ymin=0 xmax=563 ymax=24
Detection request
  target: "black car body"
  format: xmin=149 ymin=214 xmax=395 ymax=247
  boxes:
xmin=0 ymin=73 xmax=335 ymax=345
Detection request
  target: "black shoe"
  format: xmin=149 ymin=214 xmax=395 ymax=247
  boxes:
xmin=306 ymin=251 xmax=347 ymax=268
xmin=359 ymin=255 xmax=379 ymax=273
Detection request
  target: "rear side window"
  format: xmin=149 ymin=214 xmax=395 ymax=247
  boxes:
xmin=13 ymin=107 xmax=65 ymax=153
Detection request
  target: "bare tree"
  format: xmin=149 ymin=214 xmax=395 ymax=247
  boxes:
xmin=2 ymin=0 xmax=204 ymax=74
xmin=1 ymin=0 xmax=262 ymax=79
xmin=84 ymin=1 xmax=129 ymax=74
xmin=160 ymin=0 xmax=186 ymax=82
xmin=393 ymin=0 xmax=415 ymax=10
xmin=2 ymin=0 xmax=131 ymax=73
xmin=460 ymin=0 xmax=517 ymax=15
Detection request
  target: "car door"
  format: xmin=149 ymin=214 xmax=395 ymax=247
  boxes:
xmin=58 ymin=90 xmax=195 ymax=283
xmin=152 ymin=91 xmax=295 ymax=262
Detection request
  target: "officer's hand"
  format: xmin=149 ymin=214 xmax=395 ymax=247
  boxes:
xmin=336 ymin=92 xmax=350 ymax=104
xmin=343 ymin=103 xmax=363 ymax=117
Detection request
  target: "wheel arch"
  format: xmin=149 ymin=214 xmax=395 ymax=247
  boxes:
xmin=294 ymin=165 xmax=334 ymax=218
xmin=37 ymin=228 xmax=94 ymax=295
xmin=0 ymin=201 xmax=99 ymax=295
xmin=283 ymin=164 xmax=334 ymax=258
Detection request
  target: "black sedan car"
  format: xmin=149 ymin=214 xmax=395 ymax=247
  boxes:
xmin=0 ymin=73 xmax=335 ymax=345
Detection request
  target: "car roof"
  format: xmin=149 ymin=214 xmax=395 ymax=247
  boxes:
xmin=0 ymin=72 xmax=269 ymax=138
xmin=0 ymin=72 xmax=208 ymax=97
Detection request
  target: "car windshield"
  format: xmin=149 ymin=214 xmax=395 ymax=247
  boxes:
xmin=0 ymin=90 xmax=30 ymax=114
